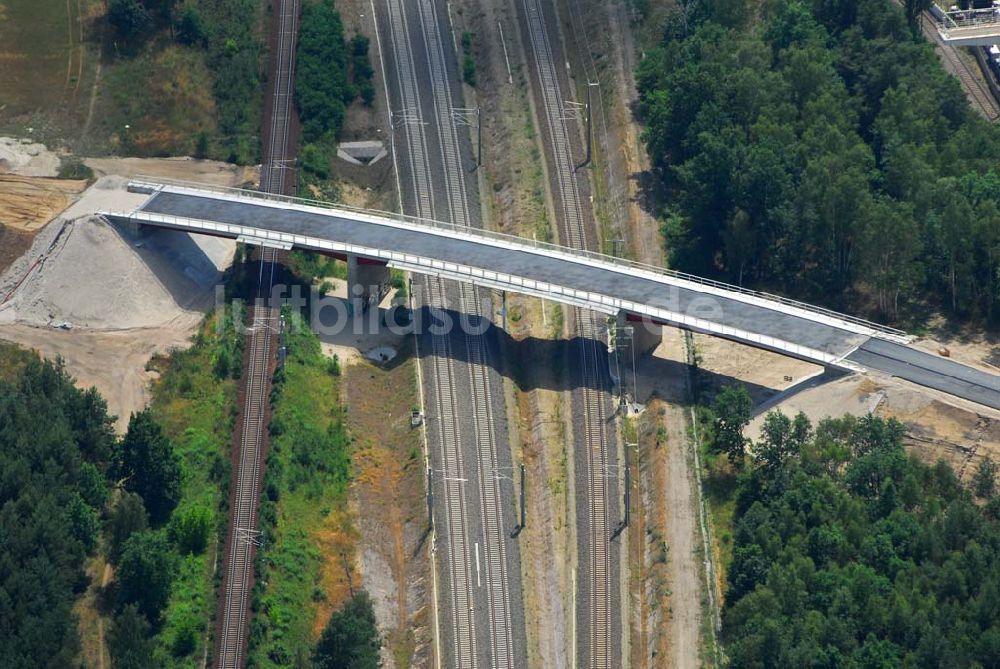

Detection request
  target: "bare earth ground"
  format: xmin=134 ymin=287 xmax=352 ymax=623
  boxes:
xmin=629 ymin=328 xmax=704 ymax=669
xmin=343 ymin=341 xmax=432 ymax=669
xmin=0 ymin=175 xmax=88 ymax=231
xmin=660 ymin=394 xmax=702 ymax=669
xmin=84 ymin=156 xmax=259 ymax=187
xmin=0 ymin=322 xmax=199 ymax=430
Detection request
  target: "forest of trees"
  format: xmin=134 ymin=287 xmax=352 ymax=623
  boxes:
xmin=637 ymin=0 xmax=1000 ymax=325
xmin=295 ymin=0 xmax=374 ymax=193
xmin=705 ymin=386 xmax=1000 ymax=666
xmin=0 ymin=355 xmax=190 ymax=666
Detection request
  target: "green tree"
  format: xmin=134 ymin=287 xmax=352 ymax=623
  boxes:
xmin=116 ymin=530 xmax=178 ymax=622
xmin=313 ymin=591 xmax=381 ymax=669
xmin=295 ymin=1 xmax=353 ymax=143
xmin=903 ymin=0 xmax=931 ymax=26
xmin=67 ymin=493 xmax=100 ymax=552
xmin=107 ymin=491 xmax=149 ymax=564
xmin=753 ymin=411 xmax=810 ymax=477
xmin=712 ymin=385 xmax=753 ymax=467
xmin=118 ymin=409 xmax=182 ymax=524
xmin=194 ymin=131 xmax=210 ymax=159
xmin=175 ymin=5 xmax=206 ymax=46
xmin=108 ymin=0 xmax=152 ymax=43
xmin=108 ymin=604 xmax=156 ymax=669
xmin=975 ymin=457 xmax=998 ymax=500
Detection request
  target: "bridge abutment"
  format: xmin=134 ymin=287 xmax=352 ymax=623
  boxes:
xmin=346 ymin=254 xmax=391 ymax=317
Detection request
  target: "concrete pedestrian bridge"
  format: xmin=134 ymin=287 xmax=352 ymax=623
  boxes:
xmin=933 ymin=5 xmax=1000 ymax=46
xmin=101 ymin=178 xmax=999 ymax=410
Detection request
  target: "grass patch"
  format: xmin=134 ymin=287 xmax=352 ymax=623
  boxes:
xmin=0 ymin=0 xmax=261 ymax=161
xmin=57 ymin=155 xmax=94 ymax=180
xmin=96 ymin=45 xmax=218 ymax=158
xmin=0 ymin=341 xmax=37 ymax=380
xmin=699 ymin=445 xmax=737 ymax=580
xmin=146 ymin=309 xmax=241 ymax=665
xmin=461 ymin=32 xmax=476 ymax=87
xmin=0 ymin=0 xmax=99 ymax=125
xmin=248 ymin=308 xmax=354 ymax=667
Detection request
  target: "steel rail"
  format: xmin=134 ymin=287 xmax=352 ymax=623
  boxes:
xmin=215 ymin=0 xmax=298 ymax=665
xmin=520 ymin=0 xmax=616 ymax=664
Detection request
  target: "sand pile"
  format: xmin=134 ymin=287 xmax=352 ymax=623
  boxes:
xmin=0 ymin=137 xmax=60 ymax=177
xmin=0 ymin=215 xmax=235 ymax=330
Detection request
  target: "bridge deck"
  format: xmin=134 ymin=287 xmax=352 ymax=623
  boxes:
xmin=105 ymin=184 xmax=998 ymax=410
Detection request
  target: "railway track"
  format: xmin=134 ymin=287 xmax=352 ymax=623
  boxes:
xmin=377 ymin=0 xmax=522 ymax=665
xmin=917 ymin=11 xmax=1000 ymax=121
xmin=518 ymin=0 xmax=619 ymax=665
xmin=215 ymin=0 xmax=299 ymax=665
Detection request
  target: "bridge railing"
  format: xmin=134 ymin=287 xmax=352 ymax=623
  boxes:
xmin=127 ymin=176 xmax=909 ymax=341
xmin=102 ymin=206 xmax=855 ymax=366
xmin=938 ymin=7 xmax=1000 ymax=32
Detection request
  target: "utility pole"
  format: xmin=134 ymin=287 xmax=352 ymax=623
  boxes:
xmin=451 ymin=107 xmax=482 ymax=170
xmin=575 ymin=81 xmax=599 ymax=171
xmin=519 ymin=463 xmax=526 ymax=530
xmin=427 ymin=467 xmax=434 ymax=530
xmin=512 ymin=462 xmax=526 ymax=537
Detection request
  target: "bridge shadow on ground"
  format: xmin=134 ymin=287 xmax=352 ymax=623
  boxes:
xmin=327 ymin=304 xmax=775 ymax=399
xmin=112 ymin=221 xmax=228 ymax=312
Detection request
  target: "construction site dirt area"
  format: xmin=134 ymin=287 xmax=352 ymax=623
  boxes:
xmin=0 ymin=177 xmax=236 ymax=429
xmin=83 ymin=156 xmax=258 ymax=187
xmin=0 ymin=175 xmax=88 ymax=232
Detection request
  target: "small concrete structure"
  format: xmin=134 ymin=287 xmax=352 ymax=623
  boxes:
xmin=337 ymin=141 xmax=388 ymax=166
xmin=346 ymin=253 xmax=390 ymax=317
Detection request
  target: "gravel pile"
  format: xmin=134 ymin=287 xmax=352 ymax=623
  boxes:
xmin=0 ymin=214 xmax=235 ymax=330
xmin=0 ymin=137 xmax=60 ymax=177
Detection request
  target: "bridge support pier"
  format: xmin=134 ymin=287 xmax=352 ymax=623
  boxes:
xmin=346 ymin=254 xmax=391 ymax=318
xmin=617 ymin=311 xmax=663 ymax=359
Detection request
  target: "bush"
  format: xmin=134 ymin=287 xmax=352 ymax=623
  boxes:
xmin=57 ymin=155 xmax=93 ymax=180
xmin=108 ymin=0 xmax=152 ymax=44
xmin=301 ymin=143 xmax=330 ymax=179
xmin=108 ymin=605 xmax=155 ymax=669
xmin=175 ymin=6 xmax=207 ymax=46
xmin=171 ymin=615 xmax=199 ymax=656
xmin=312 ymin=591 xmax=381 ymax=668
xmin=461 ymin=32 xmax=476 ymax=87
xmin=107 ymin=492 xmax=149 ymax=564
xmin=194 ymin=130 xmax=210 ymax=159
xmin=169 ymin=505 xmax=213 ymax=554
xmin=350 ymin=35 xmax=374 ymax=106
